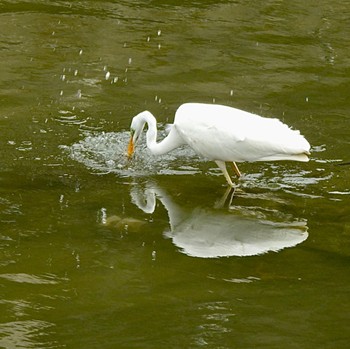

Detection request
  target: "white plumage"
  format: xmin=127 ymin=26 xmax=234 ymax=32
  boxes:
xmin=127 ymin=103 xmax=310 ymax=187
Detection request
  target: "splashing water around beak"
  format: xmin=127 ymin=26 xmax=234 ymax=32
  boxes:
xmin=127 ymin=136 xmax=134 ymax=159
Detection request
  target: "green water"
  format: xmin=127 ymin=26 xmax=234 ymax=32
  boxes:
xmin=1 ymin=1 xmax=349 ymax=348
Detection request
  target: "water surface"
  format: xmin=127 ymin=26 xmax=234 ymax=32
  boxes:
xmin=0 ymin=1 xmax=349 ymax=348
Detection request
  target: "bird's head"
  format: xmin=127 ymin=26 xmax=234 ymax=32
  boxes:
xmin=127 ymin=112 xmax=147 ymax=159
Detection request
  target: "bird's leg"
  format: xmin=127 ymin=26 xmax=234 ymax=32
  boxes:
xmin=231 ymin=162 xmax=241 ymax=178
xmin=215 ymin=161 xmax=235 ymax=187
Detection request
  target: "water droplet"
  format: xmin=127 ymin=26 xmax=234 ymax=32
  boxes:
xmin=75 ymin=253 xmax=80 ymax=268
xmin=100 ymin=207 xmax=107 ymax=224
xmin=106 ymin=159 xmax=115 ymax=168
xmin=152 ymin=250 xmax=156 ymax=260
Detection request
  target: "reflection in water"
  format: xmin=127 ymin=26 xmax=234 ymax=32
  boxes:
xmin=130 ymin=184 xmax=308 ymax=258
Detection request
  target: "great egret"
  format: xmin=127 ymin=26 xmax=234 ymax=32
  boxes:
xmin=127 ymin=103 xmax=311 ymax=187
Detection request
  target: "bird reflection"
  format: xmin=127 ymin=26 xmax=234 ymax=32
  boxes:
xmin=131 ymin=184 xmax=308 ymax=258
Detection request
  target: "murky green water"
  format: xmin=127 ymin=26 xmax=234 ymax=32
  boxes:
xmin=1 ymin=1 xmax=349 ymax=348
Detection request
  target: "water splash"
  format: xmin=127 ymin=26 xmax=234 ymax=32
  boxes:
xmin=63 ymin=131 xmax=201 ymax=177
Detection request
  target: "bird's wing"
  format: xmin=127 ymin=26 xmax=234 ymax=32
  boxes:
xmin=174 ymin=103 xmax=310 ymax=162
xmin=175 ymin=115 xmax=246 ymax=160
xmin=220 ymin=117 xmax=310 ymax=161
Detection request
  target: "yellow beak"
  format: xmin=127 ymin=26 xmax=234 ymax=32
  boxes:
xmin=127 ymin=136 xmax=134 ymax=159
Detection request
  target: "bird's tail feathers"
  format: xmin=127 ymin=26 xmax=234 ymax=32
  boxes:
xmin=257 ymin=152 xmax=310 ymax=162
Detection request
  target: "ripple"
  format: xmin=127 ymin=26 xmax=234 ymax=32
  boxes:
xmin=0 ymin=320 xmax=56 ymax=349
xmin=0 ymin=273 xmax=67 ymax=285
xmin=16 ymin=140 xmax=32 ymax=152
xmin=54 ymin=109 xmax=87 ymax=126
xmin=223 ymin=276 xmax=260 ymax=284
xmin=241 ymin=167 xmax=333 ymax=193
xmin=329 ymin=190 xmax=350 ymax=195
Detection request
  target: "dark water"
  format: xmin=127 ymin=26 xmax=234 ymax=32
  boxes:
xmin=0 ymin=1 xmax=349 ymax=348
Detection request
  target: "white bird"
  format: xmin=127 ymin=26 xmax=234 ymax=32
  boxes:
xmin=127 ymin=103 xmax=311 ymax=187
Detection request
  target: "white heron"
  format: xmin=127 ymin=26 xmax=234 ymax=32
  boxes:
xmin=127 ymin=103 xmax=310 ymax=187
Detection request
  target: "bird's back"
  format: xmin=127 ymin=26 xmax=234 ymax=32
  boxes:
xmin=173 ymin=103 xmax=310 ymax=162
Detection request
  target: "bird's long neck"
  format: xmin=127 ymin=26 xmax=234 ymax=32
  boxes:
xmin=142 ymin=112 xmax=183 ymax=156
